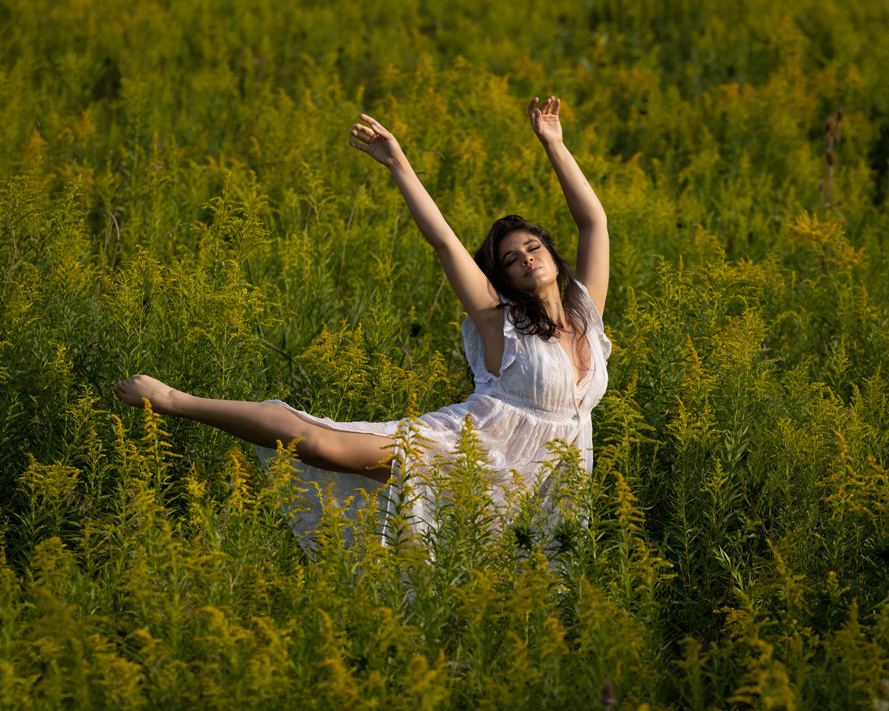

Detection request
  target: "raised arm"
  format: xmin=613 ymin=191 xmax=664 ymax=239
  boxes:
xmin=529 ymin=97 xmax=610 ymax=315
xmin=349 ymin=115 xmax=501 ymax=335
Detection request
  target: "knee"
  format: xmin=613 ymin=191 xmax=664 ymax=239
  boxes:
xmin=285 ymin=426 xmax=359 ymax=471
xmin=278 ymin=417 xmax=328 ymax=466
xmin=300 ymin=429 xmax=347 ymax=469
xmin=262 ymin=406 xmax=314 ymax=456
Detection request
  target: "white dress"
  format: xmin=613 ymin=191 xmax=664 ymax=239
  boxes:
xmin=256 ymin=281 xmax=611 ymax=540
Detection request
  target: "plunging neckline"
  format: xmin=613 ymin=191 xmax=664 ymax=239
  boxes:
xmin=552 ymin=339 xmax=592 ymax=408
xmin=554 ymin=329 xmax=591 ymax=387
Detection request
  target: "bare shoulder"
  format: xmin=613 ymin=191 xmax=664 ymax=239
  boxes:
xmin=469 ymin=306 xmax=507 ymax=378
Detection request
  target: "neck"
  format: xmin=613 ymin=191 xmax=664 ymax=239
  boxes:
xmin=538 ymin=283 xmax=567 ymax=328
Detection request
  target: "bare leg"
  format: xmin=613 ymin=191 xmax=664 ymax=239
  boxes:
xmin=113 ymin=375 xmax=394 ymax=482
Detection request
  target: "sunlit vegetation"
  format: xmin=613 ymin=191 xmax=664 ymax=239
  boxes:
xmin=1 ymin=0 xmax=888 ymax=707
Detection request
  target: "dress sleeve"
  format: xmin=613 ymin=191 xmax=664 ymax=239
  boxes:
xmin=574 ymin=280 xmax=612 ymax=362
xmin=460 ymin=304 xmax=520 ymax=384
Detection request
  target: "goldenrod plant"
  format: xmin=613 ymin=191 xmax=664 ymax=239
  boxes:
xmin=2 ymin=0 xmax=889 ymax=707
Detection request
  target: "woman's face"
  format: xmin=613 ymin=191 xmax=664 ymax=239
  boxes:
xmin=497 ymin=230 xmax=559 ymax=293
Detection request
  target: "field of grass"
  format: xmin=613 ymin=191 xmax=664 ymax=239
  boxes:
xmin=2 ymin=0 xmax=889 ymax=707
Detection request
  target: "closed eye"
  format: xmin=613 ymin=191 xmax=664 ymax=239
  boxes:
xmin=502 ymin=241 xmax=541 ymax=267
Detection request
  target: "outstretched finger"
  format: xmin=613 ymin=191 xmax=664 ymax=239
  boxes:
xmin=348 ymin=138 xmax=369 ymax=153
xmin=351 ymin=124 xmax=374 ymax=142
xmin=528 ymin=96 xmax=540 ymax=114
xmin=552 ymin=97 xmax=561 ymax=116
xmin=359 ymin=113 xmax=389 ymax=133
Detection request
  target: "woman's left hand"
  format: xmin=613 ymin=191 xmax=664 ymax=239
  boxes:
xmin=528 ymin=96 xmax=563 ymax=145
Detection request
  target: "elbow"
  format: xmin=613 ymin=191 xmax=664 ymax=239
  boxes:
xmin=593 ymin=205 xmax=608 ymax=227
xmin=578 ymin=211 xmax=607 ymax=232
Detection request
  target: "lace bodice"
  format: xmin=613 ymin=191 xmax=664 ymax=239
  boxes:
xmin=461 ymin=281 xmax=611 ymax=421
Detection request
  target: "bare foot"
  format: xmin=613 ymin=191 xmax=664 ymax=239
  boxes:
xmin=113 ymin=375 xmax=183 ymax=415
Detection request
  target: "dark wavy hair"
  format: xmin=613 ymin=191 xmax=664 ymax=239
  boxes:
xmin=474 ymin=214 xmax=589 ymax=340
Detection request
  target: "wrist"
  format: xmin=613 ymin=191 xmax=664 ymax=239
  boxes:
xmin=387 ymin=153 xmax=414 ymax=175
xmin=387 ymin=151 xmax=411 ymax=172
xmin=540 ymin=137 xmax=566 ymax=150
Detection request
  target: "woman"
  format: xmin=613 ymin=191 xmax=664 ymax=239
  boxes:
xmin=113 ymin=96 xmax=610 ymax=536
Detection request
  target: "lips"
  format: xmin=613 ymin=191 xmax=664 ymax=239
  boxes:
xmin=525 ymin=266 xmax=542 ymax=276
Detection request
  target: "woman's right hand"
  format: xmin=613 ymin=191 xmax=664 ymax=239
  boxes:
xmin=349 ymin=114 xmax=404 ymax=167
